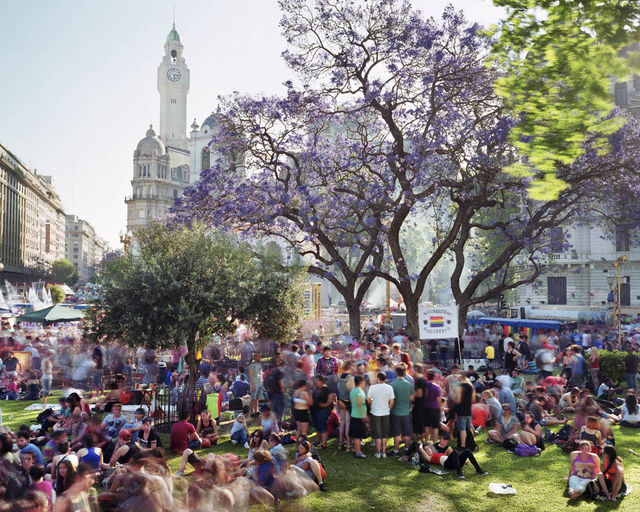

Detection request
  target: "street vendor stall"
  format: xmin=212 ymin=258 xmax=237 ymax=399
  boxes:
xmin=16 ymin=304 xmax=85 ymax=325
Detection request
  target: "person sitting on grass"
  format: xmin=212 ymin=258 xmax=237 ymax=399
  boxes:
xmin=259 ymin=405 xmax=280 ymax=438
xmin=620 ymin=393 xmax=640 ymax=427
xmin=109 ymin=429 xmax=140 ymax=467
xmin=487 ymin=404 xmax=520 ymax=445
xmin=419 ymin=433 xmax=488 ymax=479
xmin=229 ymin=407 xmax=250 ymax=448
xmin=579 ymin=416 xmax=604 ymax=454
xmin=595 ymin=445 xmax=627 ymax=501
xmin=293 ymin=439 xmax=328 ymax=492
xmin=249 ymin=449 xmax=277 ymax=505
xmin=93 ymin=382 xmax=121 ymax=413
xmin=558 ymin=388 xmax=580 ymax=413
xmin=196 ymin=410 xmax=219 ymax=447
xmin=137 ymin=417 xmax=162 ymax=450
xmin=77 ymin=434 xmax=105 ymax=473
xmin=567 ymin=440 xmax=601 ymax=501
xmin=519 ymin=411 xmax=543 ymax=447
xmin=267 ymin=433 xmax=287 ymax=475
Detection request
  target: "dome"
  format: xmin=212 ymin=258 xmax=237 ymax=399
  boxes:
xmin=136 ymin=125 xmax=166 ymax=156
xmin=202 ymin=113 xmax=219 ymax=130
xmin=167 ymin=23 xmax=180 ymax=43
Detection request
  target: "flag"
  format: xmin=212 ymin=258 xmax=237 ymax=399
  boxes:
xmin=430 ymin=316 xmax=444 ymax=327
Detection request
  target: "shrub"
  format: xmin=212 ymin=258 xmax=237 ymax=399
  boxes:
xmin=598 ymin=350 xmax=626 ymax=384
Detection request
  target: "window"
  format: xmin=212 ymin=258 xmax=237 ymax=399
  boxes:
xmin=549 ymin=227 xmax=564 ymax=253
xmin=634 ymin=75 xmax=640 ymax=92
xmin=201 ymin=147 xmax=210 ymax=171
xmin=616 ymin=224 xmax=630 ymax=252
xmin=621 ymin=277 xmax=631 ymax=306
xmin=548 ymin=277 xmax=567 ymax=305
xmin=615 ymin=82 xmax=628 ymax=107
xmin=171 ymin=99 xmax=177 ymax=104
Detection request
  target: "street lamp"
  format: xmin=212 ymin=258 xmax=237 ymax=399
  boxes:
xmin=611 ymin=256 xmax=626 ymax=346
xmin=119 ymin=230 xmax=133 ymax=256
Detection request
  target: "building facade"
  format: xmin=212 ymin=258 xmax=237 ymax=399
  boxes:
xmin=0 ymin=143 xmax=66 ymax=280
xmin=516 ymin=219 xmax=640 ymax=312
xmin=65 ymin=214 xmax=106 ymax=282
xmin=126 ymin=24 xmax=194 ymax=233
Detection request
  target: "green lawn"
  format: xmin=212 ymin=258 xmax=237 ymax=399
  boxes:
xmin=2 ymin=399 xmax=639 ymax=511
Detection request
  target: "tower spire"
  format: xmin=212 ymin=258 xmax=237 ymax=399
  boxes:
xmin=173 ymin=2 xmax=175 ymax=27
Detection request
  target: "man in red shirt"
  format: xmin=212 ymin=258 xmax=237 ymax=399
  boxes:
xmin=170 ymin=410 xmax=200 ymax=454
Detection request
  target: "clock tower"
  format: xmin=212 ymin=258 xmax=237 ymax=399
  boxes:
xmin=157 ymin=23 xmax=190 ymax=152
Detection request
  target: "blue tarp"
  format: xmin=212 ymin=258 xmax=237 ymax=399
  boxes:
xmin=468 ymin=316 xmax=562 ymax=330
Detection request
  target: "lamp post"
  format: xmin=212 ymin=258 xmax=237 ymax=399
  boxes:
xmin=119 ymin=230 xmax=133 ymax=256
xmin=611 ymin=256 xmax=626 ymax=346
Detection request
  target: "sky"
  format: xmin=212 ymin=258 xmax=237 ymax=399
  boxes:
xmin=0 ymin=0 xmax=504 ymax=248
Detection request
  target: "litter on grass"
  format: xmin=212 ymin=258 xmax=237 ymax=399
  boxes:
xmin=489 ymin=483 xmax=517 ymax=495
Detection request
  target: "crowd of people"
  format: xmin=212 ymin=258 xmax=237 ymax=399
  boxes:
xmin=0 ymin=317 xmax=638 ymax=510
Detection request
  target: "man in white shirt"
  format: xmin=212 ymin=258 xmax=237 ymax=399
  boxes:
xmin=367 ymin=372 xmax=395 ymax=458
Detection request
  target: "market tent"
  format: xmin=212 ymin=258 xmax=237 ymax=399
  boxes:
xmin=17 ymin=304 xmax=85 ymax=324
xmin=468 ymin=316 xmax=561 ymax=330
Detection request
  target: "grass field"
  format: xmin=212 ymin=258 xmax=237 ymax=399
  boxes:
xmin=2 ymin=398 xmax=639 ymax=511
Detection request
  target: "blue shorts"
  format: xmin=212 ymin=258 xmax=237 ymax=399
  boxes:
xmin=312 ymin=408 xmax=331 ymax=434
xmin=456 ymin=415 xmax=473 ymax=432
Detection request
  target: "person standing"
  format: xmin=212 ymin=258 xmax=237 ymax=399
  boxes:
xmin=337 ymin=362 xmax=355 ymax=451
xmin=589 ymin=348 xmax=600 ymax=391
xmin=42 ymin=350 xmax=54 ymax=403
xmin=622 ymin=345 xmax=639 ymax=391
xmin=456 ymin=374 xmax=474 ymax=450
xmin=248 ymin=353 xmax=264 ymax=417
xmin=349 ymin=375 xmax=368 ymax=459
xmin=568 ymin=346 xmax=585 ymax=389
xmin=315 ymin=346 xmax=339 ymax=392
xmin=390 ymin=364 xmax=414 ymax=456
xmin=367 ymin=372 xmax=395 ymax=458
xmin=311 ymin=375 xmax=335 ymax=450
xmin=485 ymin=341 xmax=495 ymax=370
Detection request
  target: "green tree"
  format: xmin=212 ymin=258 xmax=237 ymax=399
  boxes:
xmin=50 ymin=259 xmax=78 ymax=286
xmin=85 ymin=223 xmax=303 ymax=398
xmin=492 ymin=0 xmax=640 ymax=199
xmin=47 ymin=284 xmax=65 ymax=304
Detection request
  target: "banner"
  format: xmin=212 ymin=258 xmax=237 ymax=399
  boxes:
xmin=312 ymin=283 xmax=322 ymax=320
xmin=302 ymin=286 xmax=313 ymax=319
xmin=419 ymin=304 xmax=459 ymax=339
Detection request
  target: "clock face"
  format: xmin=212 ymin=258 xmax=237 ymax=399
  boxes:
xmin=167 ymin=67 xmax=181 ymax=82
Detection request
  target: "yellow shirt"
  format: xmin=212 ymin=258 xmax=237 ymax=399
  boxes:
xmin=485 ymin=345 xmax=495 ymax=360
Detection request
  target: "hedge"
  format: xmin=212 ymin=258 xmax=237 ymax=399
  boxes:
xmin=597 ymin=350 xmax=627 ymax=385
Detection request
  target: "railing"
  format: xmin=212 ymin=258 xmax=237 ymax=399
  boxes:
xmin=124 ymin=195 xmax=174 ymax=202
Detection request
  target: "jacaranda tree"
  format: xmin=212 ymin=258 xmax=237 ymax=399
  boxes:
xmin=175 ymin=0 xmax=640 ymax=338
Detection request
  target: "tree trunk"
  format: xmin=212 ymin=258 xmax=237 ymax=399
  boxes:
xmin=345 ymin=299 xmax=362 ymax=340
xmin=458 ymin=303 xmax=469 ymax=339
xmin=405 ymin=298 xmax=420 ymax=339
xmin=182 ymin=340 xmax=200 ymax=419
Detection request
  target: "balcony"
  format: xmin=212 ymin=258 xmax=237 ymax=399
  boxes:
xmin=125 ymin=194 xmax=174 ymax=203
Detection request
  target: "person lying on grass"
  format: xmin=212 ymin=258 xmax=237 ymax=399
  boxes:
xmin=418 ymin=433 xmax=488 ymax=479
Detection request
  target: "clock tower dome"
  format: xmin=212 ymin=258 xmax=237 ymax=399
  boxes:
xmin=157 ymin=23 xmax=190 ymax=151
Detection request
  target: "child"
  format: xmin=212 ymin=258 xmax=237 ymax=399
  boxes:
xmin=230 ymin=406 xmax=250 ymax=448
